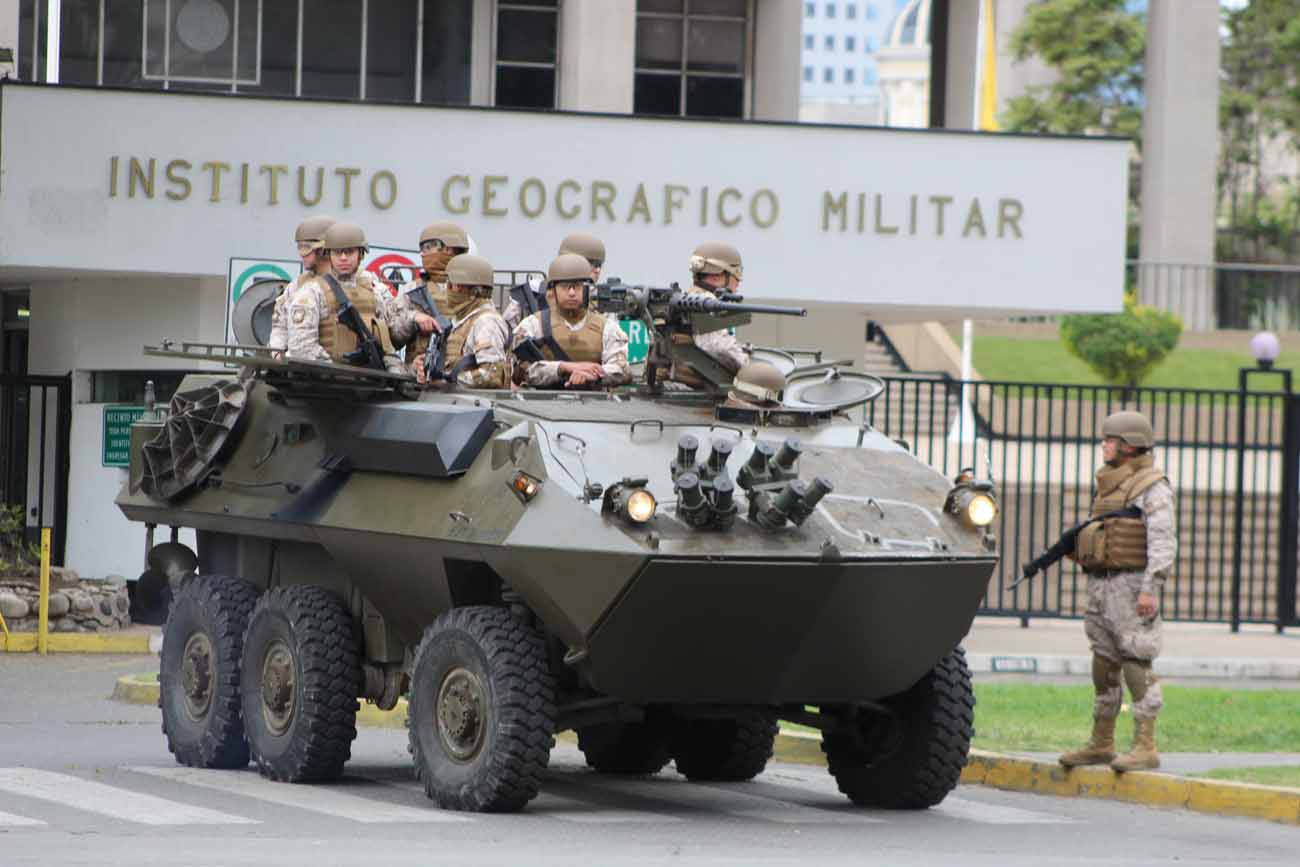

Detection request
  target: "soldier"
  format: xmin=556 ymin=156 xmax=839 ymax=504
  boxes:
xmin=668 ymin=240 xmax=751 ymax=386
xmin=268 ymin=215 xmax=336 ymax=355
xmin=502 ymin=232 xmax=606 ymax=330
xmin=414 ymin=253 xmax=510 ymax=389
xmin=284 ymin=222 xmax=403 ymax=374
xmin=1059 ymin=410 xmax=1175 ymax=773
xmin=510 ymin=253 xmax=630 ymax=390
xmin=388 ymin=221 xmax=469 ymax=376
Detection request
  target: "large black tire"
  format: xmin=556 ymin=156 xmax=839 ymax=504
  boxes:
xmin=822 ymin=647 xmax=975 ymax=809
xmin=408 ymin=606 xmax=556 ymax=812
xmin=239 ymin=585 xmax=361 ymax=783
xmin=577 ymin=721 xmax=672 ymax=775
xmin=671 ymin=710 xmax=778 ymax=782
xmin=160 ymin=574 xmax=260 ymax=769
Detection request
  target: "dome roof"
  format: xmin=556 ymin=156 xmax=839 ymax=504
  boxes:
xmin=884 ymin=0 xmax=932 ymax=50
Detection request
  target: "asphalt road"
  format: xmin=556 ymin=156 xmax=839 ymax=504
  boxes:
xmin=1 ymin=655 xmax=1297 ymax=867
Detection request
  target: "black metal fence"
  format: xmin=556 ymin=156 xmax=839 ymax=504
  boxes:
xmin=0 ymin=375 xmax=72 ymax=565
xmin=1130 ymin=260 xmax=1300 ymax=332
xmin=866 ymin=374 xmax=1299 ymax=631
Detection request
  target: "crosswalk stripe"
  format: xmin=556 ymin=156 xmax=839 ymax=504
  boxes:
xmin=553 ymin=774 xmax=886 ymax=824
xmin=530 ymin=791 xmax=685 ymax=824
xmin=127 ymin=766 xmax=469 ymax=823
xmin=0 ymin=769 xmax=255 ymax=826
xmin=0 ymin=808 xmax=46 ymax=827
xmin=936 ymin=796 xmax=1083 ymax=825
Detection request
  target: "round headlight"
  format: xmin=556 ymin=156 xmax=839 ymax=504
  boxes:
xmin=966 ymin=494 xmax=997 ymax=527
xmin=625 ymin=489 xmax=657 ymax=523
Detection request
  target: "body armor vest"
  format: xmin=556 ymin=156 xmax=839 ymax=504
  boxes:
xmin=318 ymin=275 xmax=382 ymax=360
xmin=445 ymin=301 xmax=495 ymax=370
xmin=1075 ymin=455 xmax=1165 ymax=572
xmin=541 ymin=310 xmax=606 ymax=364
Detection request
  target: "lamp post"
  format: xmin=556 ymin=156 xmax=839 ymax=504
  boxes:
xmin=1231 ymin=332 xmax=1292 ymax=632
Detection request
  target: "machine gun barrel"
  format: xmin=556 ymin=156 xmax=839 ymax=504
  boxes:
xmin=669 ymin=292 xmax=807 ymax=317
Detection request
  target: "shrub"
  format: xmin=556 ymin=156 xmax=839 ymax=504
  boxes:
xmin=1059 ymin=294 xmax=1183 ymax=389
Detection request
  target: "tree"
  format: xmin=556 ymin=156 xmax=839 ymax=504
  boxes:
xmin=1000 ymin=0 xmax=1145 ymax=144
xmin=1059 ymin=295 xmax=1182 ymax=390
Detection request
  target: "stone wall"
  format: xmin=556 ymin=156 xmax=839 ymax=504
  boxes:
xmin=0 ymin=570 xmax=131 ymax=633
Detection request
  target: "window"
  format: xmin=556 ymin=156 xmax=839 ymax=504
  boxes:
xmin=824 ymin=35 xmax=834 ymax=50
xmin=825 ymin=3 xmax=836 ymax=19
xmin=844 ymin=67 xmax=854 ymax=83
xmin=846 ymin=3 xmax=856 ymax=19
xmin=496 ymin=0 xmax=559 ymax=109
xmin=865 ymin=36 xmax=874 ymax=53
xmin=866 ymin=3 xmax=876 ymax=20
xmin=803 ymin=65 xmax=813 ymax=82
xmin=864 ymin=66 xmax=877 ymax=84
xmin=805 ymin=2 xmax=815 ymax=16
xmin=845 ymin=36 xmax=856 ymax=52
xmin=823 ymin=67 xmax=833 ymax=83
xmin=634 ymin=0 xmax=750 ymax=119
xmin=804 ymin=34 xmax=814 ymax=50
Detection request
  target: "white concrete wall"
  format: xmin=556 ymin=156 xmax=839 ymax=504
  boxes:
xmin=27 ymin=276 xmax=223 ymax=577
xmin=558 ymin=0 xmax=635 ymax=113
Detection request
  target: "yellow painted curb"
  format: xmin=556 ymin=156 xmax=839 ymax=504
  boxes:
xmin=963 ymin=750 xmax=1300 ymax=826
xmin=3 ymin=632 xmax=154 ymax=654
xmin=112 ymin=672 xmax=161 ymax=704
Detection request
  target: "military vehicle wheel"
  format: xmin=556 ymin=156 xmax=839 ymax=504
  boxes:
xmin=577 ymin=721 xmax=672 ymax=775
xmin=823 ymin=647 xmax=975 ymax=809
xmin=240 ymin=585 xmax=361 ymax=782
xmin=160 ymin=574 xmax=260 ymax=769
xmin=408 ymin=606 xmax=556 ymax=812
xmin=671 ymin=710 xmax=778 ymax=782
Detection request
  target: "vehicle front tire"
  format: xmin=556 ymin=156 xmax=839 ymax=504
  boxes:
xmin=160 ymin=574 xmax=260 ymax=769
xmin=671 ymin=710 xmax=778 ymax=782
xmin=822 ymin=646 xmax=975 ymax=809
xmin=240 ymin=585 xmax=361 ymax=782
xmin=408 ymin=606 xmax=556 ymax=812
xmin=577 ymin=720 xmax=672 ymax=775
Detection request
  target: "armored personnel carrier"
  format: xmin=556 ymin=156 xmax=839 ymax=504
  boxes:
xmin=116 ymin=285 xmax=999 ymax=814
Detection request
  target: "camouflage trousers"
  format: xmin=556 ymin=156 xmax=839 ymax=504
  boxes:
xmin=1084 ymin=570 xmax=1163 ymax=721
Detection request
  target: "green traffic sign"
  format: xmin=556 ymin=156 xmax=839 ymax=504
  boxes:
xmin=619 ymin=317 xmax=652 ymax=364
xmin=103 ymin=405 xmax=146 ymax=468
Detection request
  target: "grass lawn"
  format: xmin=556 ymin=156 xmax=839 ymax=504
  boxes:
xmin=971 ymin=337 xmax=1300 ymax=393
xmin=971 ymin=683 xmax=1300 ymax=753
xmin=1196 ymin=766 xmax=1300 ymax=788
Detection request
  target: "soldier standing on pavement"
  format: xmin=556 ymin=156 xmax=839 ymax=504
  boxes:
xmin=510 ymin=253 xmax=630 ymax=390
xmin=268 ymin=215 xmax=336 ymax=355
xmin=1059 ymin=410 xmax=1176 ymax=772
xmin=668 ymin=241 xmax=751 ymax=386
xmin=414 ymin=254 xmax=511 ymax=388
xmin=388 ymin=221 xmax=469 ymax=376
xmin=284 ymin=222 xmax=403 ymax=374
xmin=502 ymin=232 xmax=606 ymax=330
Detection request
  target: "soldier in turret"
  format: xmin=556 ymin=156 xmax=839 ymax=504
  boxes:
xmin=1059 ymin=411 xmax=1176 ymax=773
xmin=268 ymin=215 xmax=336 ymax=356
xmin=502 ymin=232 xmax=606 ymax=330
xmin=510 ymin=253 xmax=630 ymax=390
xmin=668 ymin=241 xmax=751 ymax=386
xmin=284 ymin=222 xmax=403 ymax=374
xmin=388 ymin=221 xmax=469 ymax=376
xmin=414 ymin=254 xmax=510 ymax=389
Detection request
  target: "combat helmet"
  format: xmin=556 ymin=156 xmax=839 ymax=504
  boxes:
xmin=322 ymin=222 xmax=369 ymax=254
xmin=731 ymin=361 xmax=786 ymax=405
xmin=1102 ymin=411 xmax=1154 ymax=449
xmin=547 ymin=253 xmax=593 ymax=286
xmin=446 ymin=254 xmax=495 ymax=293
xmin=558 ymin=232 xmax=605 ymax=267
xmin=689 ymin=240 xmax=743 ymax=279
xmin=295 ymin=215 xmax=337 ymax=250
xmin=419 ymin=221 xmax=470 ymax=251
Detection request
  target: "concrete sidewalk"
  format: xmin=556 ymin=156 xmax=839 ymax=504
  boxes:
xmin=963 ymin=616 xmax=1300 ymax=681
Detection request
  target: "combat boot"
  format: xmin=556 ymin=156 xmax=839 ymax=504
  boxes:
xmin=1058 ymin=716 xmax=1117 ymax=767
xmin=1111 ymin=718 xmax=1159 ymax=771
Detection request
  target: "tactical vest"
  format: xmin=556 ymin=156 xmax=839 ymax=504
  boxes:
xmin=317 ymin=277 xmax=378 ymax=360
xmin=445 ymin=301 xmax=496 ymax=370
xmin=404 ymin=279 xmax=448 ymax=361
xmin=1075 ymin=455 xmax=1166 ymax=572
xmin=541 ymin=310 xmax=606 ymax=364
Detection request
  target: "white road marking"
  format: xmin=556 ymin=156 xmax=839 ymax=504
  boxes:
xmin=0 ymin=808 xmax=46 ymax=827
xmin=127 ymin=766 xmax=469 ymax=824
xmin=936 ymin=796 xmax=1084 ymax=825
xmin=530 ymin=791 xmax=685 ymax=824
xmin=0 ymin=768 xmax=255 ymax=826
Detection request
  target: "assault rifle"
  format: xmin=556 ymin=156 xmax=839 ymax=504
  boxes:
xmin=410 ymin=284 xmax=454 ymax=382
xmin=323 ymin=275 xmax=386 ymax=371
xmin=1007 ymin=505 xmax=1143 ymax=591
xmin=593 ymin=282 xmax=807 ymax=391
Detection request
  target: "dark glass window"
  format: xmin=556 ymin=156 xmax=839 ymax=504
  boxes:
xmin=686 ymin=76 xmax=742 ymax=118
xmin=92 ymin=372 xmax=189 ymax=405
xmin=633 ymin=72 xmax=680 ymax=115
xmin=421 ymin=0 xmax=472 ymax=104
xmin=496 ymin=66 xmax=555 ymax=110
xmin=635 ymin=0 xmax=749 ymax=119
xmin=301 ymin=0 xmax=363 ymax=98
xmin=103 ymin=0 xmax=160 ymax=88
xmin=367 ymin=0 xmax=417 ymax=101
xmin=239 ymin=1 xmax=295 ymax=97
xmin=495 ymin=1 xmax=558 ymax=109
xmin=58 ymin=0 xmax=99 ymax=84
xmin=18 ymin=0 xmax=46 ymax=82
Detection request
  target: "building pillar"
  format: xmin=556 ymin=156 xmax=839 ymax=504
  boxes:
xmin=1139 ymin=0 xmax=1219 ymax=330
xmin=752 ymin=0 xmax=801 ymax=121
xmin=931 ymin=0 xmax=979 ymax=130
xmin=557 ymin=0 xmax=635 ymax=113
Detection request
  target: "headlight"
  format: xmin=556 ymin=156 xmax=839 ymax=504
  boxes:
xmin=966 ymin=494 xmax=997 ymax=527
xmin=625 ymin=489 xmax=657 ymax=523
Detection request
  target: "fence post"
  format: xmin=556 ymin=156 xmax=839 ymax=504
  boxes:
xmin=38 ymin=527 xmax=51 ymax=655
xmin=1231 ymin=369 xmax=1248 ymax=632
xmin=1279 ymin=383 xmax=1299 ymax=633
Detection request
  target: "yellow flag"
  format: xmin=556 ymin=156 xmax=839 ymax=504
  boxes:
xmin=979 ymin=0 xmax=1000 ymax=131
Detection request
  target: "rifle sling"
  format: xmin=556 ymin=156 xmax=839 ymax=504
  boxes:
xmin=322 ymin=274 xmax=377 ymax=345
xmin=539 ymin=309 xmax=571 ymax=363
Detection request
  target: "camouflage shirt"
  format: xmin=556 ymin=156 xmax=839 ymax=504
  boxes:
xmin=510 ymin=311 xmax=631 ymax=387
xmin=284 ymin=272 xmax=404 ymax=375
xmin=266 ymin=271 xmax=313 ymax=353
xmin=1133 ymin=478 xmax=1177 ymax=593
xmin=447 ymin=305 xmax=511 ymax=389
xmin=388 ymin=277 xmax=448 ymax=349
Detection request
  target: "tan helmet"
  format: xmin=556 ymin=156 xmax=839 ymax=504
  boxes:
xmin=558 ymin=232 xmax=606 ymax=267
xmin=322 ymin=221 xmax=368 ymax=253
xmin=419 ymin=221 xmax=469 ymax=250
xmin=732 ymin=361 xmax=786 ymax=404
xmin=295 ymin=215 xmax=337 ymax=250
xmin=689 ymin=240 xmax=743 ymax=279
xmin=1102 ymin=411 xmax=1154 ymax=449
xmin=445 ymin=254 xmax=495 ymax=289
xmin=547 ymin=253 xmax=593 ymax=286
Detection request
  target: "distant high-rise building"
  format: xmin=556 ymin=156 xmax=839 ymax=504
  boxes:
xmin=798 ymin=0 xmax=910 ymax=125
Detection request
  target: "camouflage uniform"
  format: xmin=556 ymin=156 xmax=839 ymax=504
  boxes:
xmin=388 ymin=275 xmax=448 ymax=375
xmin=285 ymin=271 xmax=404 ymax=375
xmin=267 ymin=271 xmax=314 ymax=353
xmin=444 ymin=300 xmax=511 ymax=388
xmin=668 ymin=285 xmax=750 ymax=385
xmin=510 ymin=310 xmax=631 ymax=388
